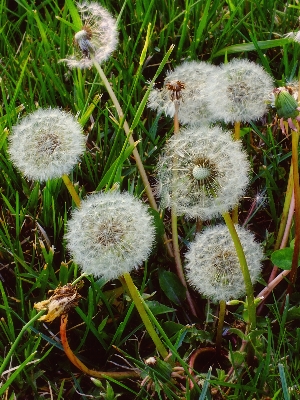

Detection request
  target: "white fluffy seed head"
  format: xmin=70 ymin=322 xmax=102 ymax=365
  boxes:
xmin=206 ymin=59 xmax=274 ymax=123
xmin=61 ymin=1 xmax=118 ymax=69
xmin=185 ymin=225 xmax=263 ymax=303
xmin=148 ymin=61 xmax=219 ymax=125
xmin=8 ymin=108 xmax=86 ymax=182
xmin=65 ymin=191 xmax=155 ymax=281
xmin=157 ymin=125 xmax=250 ymax=220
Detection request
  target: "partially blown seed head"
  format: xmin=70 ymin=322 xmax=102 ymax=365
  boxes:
xmin=148 ymin=61 xmax=219 ymax=125
xmin=65 ymin=191 xmax=155 ymax=280
xmin=207 ymin=59 xmax=274 ymax=123
xmin=8 ymin=108 xmax=86 ymax=181
xmin=61 ymin=1 xmax=118 ymax=69
xmin=157 ymin=125 xmax=250 ymax=220
xmin=185 ymin=225 xmax=263 ymax=302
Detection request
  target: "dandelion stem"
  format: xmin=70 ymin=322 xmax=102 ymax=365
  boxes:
xmin=267 ymin=166 xmax=294 ymax=284
xmin=222 ymin=211 xmax=256 ymax=362
xmin=287 ymin=123 xmax=300 ymax=292
xmin=232 ymin=121 xmax=241 ymax=224
xmin=62 ymin=174 xmax=81 ymax=208
xmin=91 ymin=58 xmax=156 ymax=209
xmin=91 ymin=57 xmax=173 ymax=257
xmin=122 ymin=272 xmax=169 ymax=359
xmin=216 ymin=300 xmax=226 ymax=355
xmin=171 ymin=102 xmax=198 ymax=318
xmin=60 ymin=314 xmax=139 ymax=379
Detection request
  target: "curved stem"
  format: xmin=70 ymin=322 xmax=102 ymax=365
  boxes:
xmin=62 ymin=174 xmax=81 ymax=208
xmin=216 ymin=300 xmax=226 ymax=355
xmin=122 ymin=272 xmax=169 ymax=359
xmin=60 ymin=314 xmax=139 ymax=379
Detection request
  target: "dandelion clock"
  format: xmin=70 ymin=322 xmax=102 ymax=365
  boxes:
xmin=185 ymin=225 xmax=263 ymax=303
xmin=8 ymin=108 xmax=86 ymax=182
xmin=65 ymin=191 xmax=155 ymax=281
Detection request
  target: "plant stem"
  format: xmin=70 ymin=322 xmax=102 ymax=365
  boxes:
xmin=91 ymin=58 xmax=156 ymax=209
xmin=60 ymin=314 xmax=139 ymax=379
xmin=222 ymin=211 xmax=256 ymax=362
xmin=287 ymin=124 xmax=300 ymax=292
xmin=216 ymin=300 xmax=226 ymax=355
xmin=122 ymin=272 xmax=169 ymax=359
xmin=62 ymin=174 xmax=81 ymax=208
xmin=91 ymin=57 xmax=173 ymax=257
xmin=170 ymin=102 xmax=198 ymax=317
xmin=232 ymin=121 xmax=241 ymax=223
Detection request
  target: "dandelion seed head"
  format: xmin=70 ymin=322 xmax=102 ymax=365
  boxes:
xmin=61 ymin=1 xmax=118 ymax=69
xmin=207 ymin=59 xmax=274 ymax=123
xmin=185 ymin=225 xmax=263 ymax=302
xmin=8 ymin=108 xmax=86 ymax=182
xmin=157 ymin=125 xmax=250 ymax=219
xmin=148 ymin=61 xmax=219 ymax=125
xmin=65 ymin=191 xmax=155 ymax=281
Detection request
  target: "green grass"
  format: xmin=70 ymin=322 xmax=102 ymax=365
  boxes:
xmin=1 ymin=0 xmax=300 ymax=398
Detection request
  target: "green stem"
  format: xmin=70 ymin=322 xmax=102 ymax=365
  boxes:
xmin=232 ymin=121 xmax=241 ymax=224
xmin=267 ymin=165 xmax=293 ymax=284
xmin=216 ymin=300 xmax=226 ymax=355
xmin=92 ymin=57 xmax=173 ymax=258
xmin=62 ymin=174 xmax=81 ymax=208
xmin=288 ymin=125 xmax=300 ymax=290
xmin=274 ymin=164 xmax=294 ymax=251
xmin=91 ymin=58 xmax=156 ymax=210
xmin=0 ymin=310 xmax=45 ymax=376
xmin=171 ymin=102 xmax=197 ymax=317
xmin=122 ymin=272 xmax=168 ymax=359
xmin=222 ymin=211 xmax=256 ymax=363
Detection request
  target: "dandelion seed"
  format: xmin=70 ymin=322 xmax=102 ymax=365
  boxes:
xmin=61 ymin=1 xmax=118 ymax=69
xmin=207 ymin=59 xmax=274 ymax=123
xmin=148 ymin=61 xmax=219 ymax=125
xmin=185 ymin=225 xmax=263 ymax=302
xmin=65 ymin=191 xmax=155 ymax=281
xmin=157 ymin=125 xmax=250 ymax=220
xmin=8 ymin=108 xmax=86 ymax=182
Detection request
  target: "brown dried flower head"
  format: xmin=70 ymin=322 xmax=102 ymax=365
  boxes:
xmin=34 ymin=283 xmax=81 ymax=322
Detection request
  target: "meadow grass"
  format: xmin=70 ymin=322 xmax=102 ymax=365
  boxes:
xmin=0 ymin=0 xmax=300 ymax=398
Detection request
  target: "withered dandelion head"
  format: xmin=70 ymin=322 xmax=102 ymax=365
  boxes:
xmin=61 ymin=1 xmax=118 ymax=69
xmin=34 ymin=284 xmax=81 ymax=322
xmin=157 ymin=125 xmax=250 ymax=220
xmin=8 ymin=108 xmax=86 ymax=182
xmin=65 ymin=191 xmax=155 ymax=280
xmin=185 ymin=225 xmax=263 ymax=302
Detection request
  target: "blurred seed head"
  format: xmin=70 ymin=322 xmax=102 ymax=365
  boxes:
xmin=61 ymin=1 xmax=118 ymax=69
xmin=8 ymin=108 xmax=86 ymax=182
xmin=157 ymin=125 xmax=250 ymax=220
xmin=185 ymin=225 xmax=263 ymax=302
xmin=65 ymin=191 xmax=155 ymax=280
xmin=148 ymin=61 xmax=219 ymax=125
xmin=207 ymin=59 xmax=274 ymax=123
